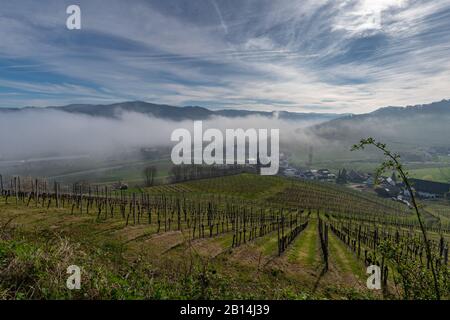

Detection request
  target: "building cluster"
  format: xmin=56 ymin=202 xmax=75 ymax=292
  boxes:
xmin=280 ymin=159 xmax=450 ymax=206
xmin=282 ymin=167 xmax=336 ymax=182
xmin=112 ymin=181 xmax=128 ymax=190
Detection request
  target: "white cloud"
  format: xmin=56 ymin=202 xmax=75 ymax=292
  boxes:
xmin=0 ymin=0 xmax=449 ymax=113
xmin=333 ymin=0 xmax=408 ymax=35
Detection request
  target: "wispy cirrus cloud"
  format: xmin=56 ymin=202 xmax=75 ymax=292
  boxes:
xmin=0 ymin=0 xmax=449 ymax=113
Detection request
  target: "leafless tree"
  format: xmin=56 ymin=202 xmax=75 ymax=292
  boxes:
xmin=143 ymin=165 xmax=157 ymax=187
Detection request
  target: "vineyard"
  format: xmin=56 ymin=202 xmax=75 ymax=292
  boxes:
xmin=0 ymin=173 xmax=449 ymax=299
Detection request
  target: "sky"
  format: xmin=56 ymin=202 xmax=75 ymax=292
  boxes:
xmin=1 ymin=0 xmax=450 ymax=113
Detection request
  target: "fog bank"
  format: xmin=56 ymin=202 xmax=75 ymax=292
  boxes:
xmin=0 ymin=109 xmax=324 ymax=161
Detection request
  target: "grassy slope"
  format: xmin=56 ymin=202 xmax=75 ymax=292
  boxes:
xmin=287 ymin=218 xmax=319 ymax=267
xmin=1 ymin=173 xmax=446 ymax=299
xmin=0 ymin=198 xmax=330 ymax=299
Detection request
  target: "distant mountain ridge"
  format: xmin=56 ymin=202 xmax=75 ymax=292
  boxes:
xmin=1 ymin=99 xmax=449 ymax=125
xmin=315 ymin=99 xmax=450 ymax=128
xmin=360 ymin=99 xmax=450 ymax=117
xmin=312 ymin=99 xmax=450 ymax=147
xmin=0 ymin=101 xmax=343 ymax=122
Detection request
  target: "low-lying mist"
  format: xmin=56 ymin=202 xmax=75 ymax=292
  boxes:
xmin=2 ymin=107 xmax=447 ymax=180
xmin=313 ymin=114 xmax=450 ymax=148
xmin=0 ymin=109 xmax=326 ymax=162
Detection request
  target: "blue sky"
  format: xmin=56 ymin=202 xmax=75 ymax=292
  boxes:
xmin=1 ymin=0 xmax=450 ymax=113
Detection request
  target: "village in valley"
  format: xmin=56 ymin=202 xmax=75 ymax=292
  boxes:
xmin=279 ymin=153 xmax=450 ymax=209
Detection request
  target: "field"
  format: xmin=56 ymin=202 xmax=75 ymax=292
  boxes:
xmin=409 ymin=167 xmax=450 ymax=183
xmin=0 ymin=153 xmax=173 ymax=186
xmin=0 ymin=173 xmax=449 ymax=300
